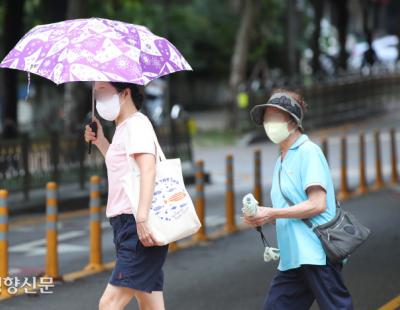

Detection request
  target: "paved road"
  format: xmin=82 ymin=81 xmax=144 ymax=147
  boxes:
xmin=3 ymin=112 xmax=400 ymax=309
xmin=2 ymin=188 xmax=400 ymax=310
xmin=6 ymin=181 xmax=264 ymax=278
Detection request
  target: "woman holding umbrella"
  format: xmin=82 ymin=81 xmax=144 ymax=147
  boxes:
xmin=1 ymin=18 xmax=192 ymax=310
xmin=85 ymin=81 xmax=168 ymax=310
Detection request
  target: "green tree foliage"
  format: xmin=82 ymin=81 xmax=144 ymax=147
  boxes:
xmin=0 ymin=0 xmax=299 ymax=82
xmin=0 ymin=0 xmax=312 ymax=135
xmin=90 ymin=0 xmax=239 ymax=77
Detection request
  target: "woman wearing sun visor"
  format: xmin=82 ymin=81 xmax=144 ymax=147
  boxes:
xmin=243 ymin=89 xmax=353 ymax=310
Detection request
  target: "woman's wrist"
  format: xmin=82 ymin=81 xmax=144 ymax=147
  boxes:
xmin=97 ymin=137 xmax=109 ymax=156
xmin=136 ymin=212 xmax=148 ymax=223
xmin=270 ymin=208 xmax=282 ymax=220
xmin=97 ymin=136 xmax=108 ymax=148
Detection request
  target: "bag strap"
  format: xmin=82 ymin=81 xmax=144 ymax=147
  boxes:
xmin=278 ymin=138 xmax=317 ymax=230
xmin=152 ymin=130 xmax=167 ymax=162
xmin=278 ymin=165 xmax=314 ymax=229
xmin=123 ymin=119 xmax=167 ymax=173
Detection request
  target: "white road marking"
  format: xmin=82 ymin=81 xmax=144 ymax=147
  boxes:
xmin=9 ymin=231 xmax=86 ymax=253
xmin=26 ymin=244 xmax=88 ymax=257
xmin=10 ymin=226 xmax=37 ymax=233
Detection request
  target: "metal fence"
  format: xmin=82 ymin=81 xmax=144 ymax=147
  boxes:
xmin=250 ymin=71 xmax=400 ymax=130
xmin=301 ymin=73 xmax=400 ymax=128
xmin=0 ymin=117 xmax=193 ymax=198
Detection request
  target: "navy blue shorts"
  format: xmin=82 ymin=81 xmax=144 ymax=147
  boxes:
xmin=263 ymin=261 xmax=353 ymax=310
xmin=108 ymin=214 xmax=169 ymax=293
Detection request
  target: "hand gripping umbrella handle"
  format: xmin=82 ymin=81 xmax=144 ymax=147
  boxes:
xmin=88 ymin=121 xmax=98 ymax=155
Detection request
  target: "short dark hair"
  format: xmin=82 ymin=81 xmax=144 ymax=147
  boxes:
xmin=109 ymin=82 xmax=144 ymax=110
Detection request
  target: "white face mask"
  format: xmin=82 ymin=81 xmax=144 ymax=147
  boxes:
xmin=96 ymin=94 xmax=121 ymax=121
xmin=263 ymin=121 xmax=295 ymax=144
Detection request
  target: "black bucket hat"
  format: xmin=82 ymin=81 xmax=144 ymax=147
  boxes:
xmin=250 ymin=92 xmax=304 ymax=129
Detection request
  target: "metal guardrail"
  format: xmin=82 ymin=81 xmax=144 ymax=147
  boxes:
xmin=0 ymin=132 xmax=105 ymax=197
xmin=0 ymin=117 xmax=193 ymax=198
xmin=301 ymin=73 xmax=400 ymax=128
xmin=250 ymin=72 xmax=400 ymax=130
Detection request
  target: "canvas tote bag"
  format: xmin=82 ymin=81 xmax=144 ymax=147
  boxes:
xmin=121 ymin=126 xmax=201 ymax=245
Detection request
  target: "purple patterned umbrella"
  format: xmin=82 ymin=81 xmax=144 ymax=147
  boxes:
xmin=0 ymin=17 xmax=192 ymax=85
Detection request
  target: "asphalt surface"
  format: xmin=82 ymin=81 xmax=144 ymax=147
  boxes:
xmin=5 ymin=183 xmax=263 ymax=278
xmin=3 ymin=112 xmax=400 ymax=309
xmin=2 ymin=188 xmax=400 ymax=310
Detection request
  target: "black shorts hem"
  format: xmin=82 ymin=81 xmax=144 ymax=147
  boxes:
xmin=108 ymin=279 xmax=163 ymax=294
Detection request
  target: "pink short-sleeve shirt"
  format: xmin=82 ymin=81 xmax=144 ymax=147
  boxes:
xmin=105 ymin=112 xmax=156 ymax=218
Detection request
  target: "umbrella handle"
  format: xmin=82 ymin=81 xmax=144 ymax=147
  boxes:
xmin=88 ymin=121 xmax=98 ymax=155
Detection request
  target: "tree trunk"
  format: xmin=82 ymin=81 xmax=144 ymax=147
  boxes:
xmin=337 ymin=0 xmax=349 ymax=71
xmin=285 ymin=0 xmax=298 ymax=78
xmin=2 ymin=0 xmax=25 ymax=138
xmin=63 ymin=0 xmax=89 ymax=133
xmin=310 ymin=0 xmax=324 ymax=74
xmin=227 ymin=0 xmax=256 ymax=129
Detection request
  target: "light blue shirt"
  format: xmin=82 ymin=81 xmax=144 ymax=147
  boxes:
xmin=270 ymin=134 xmax=336 ymax=271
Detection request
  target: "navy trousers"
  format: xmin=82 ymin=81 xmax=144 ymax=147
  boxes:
xmin=263 ymin=261 xmax=353 ymax=310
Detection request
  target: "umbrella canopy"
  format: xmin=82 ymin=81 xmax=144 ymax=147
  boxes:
xmin=0 ymin=17 xmax=192 ymax=85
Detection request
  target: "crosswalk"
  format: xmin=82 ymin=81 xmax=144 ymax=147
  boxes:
xmin=9 ymin=230 xmax=89 ymax=256
xmin=8 ymin=214 xmax=237 ymax=258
